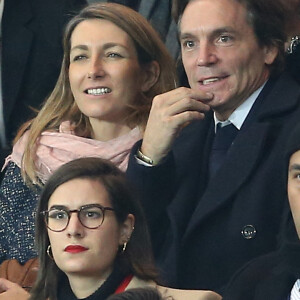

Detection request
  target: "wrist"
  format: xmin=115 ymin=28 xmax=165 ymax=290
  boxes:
xmin=136 ymin=148 xmax=155 ymax=165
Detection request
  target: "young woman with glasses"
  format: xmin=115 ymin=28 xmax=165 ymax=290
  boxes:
xmin=0 ymin=157 xmax=221 ymax=300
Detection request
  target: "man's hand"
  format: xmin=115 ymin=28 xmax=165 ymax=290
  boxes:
xmin=0 ymin=278 xmax=30 ymax=300
xmin=141 ymin=87 xmax=212 ymax=164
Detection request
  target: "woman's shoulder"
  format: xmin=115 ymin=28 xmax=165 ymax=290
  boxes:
xmin=126 ymin=276 xmax=156 ymax=290
xmin=127 ymin=277 xmax=222 ymax=300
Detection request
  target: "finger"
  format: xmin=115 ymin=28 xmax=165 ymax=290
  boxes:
xmin=166 ymin=96 xmax=210 ymax=117
xmin=153 ymin=87 xmax=213 ymax=107
xmin=171 ymin=110 xmax=206 ymax=126
xmin=0 ymin=278 xmax=16 ymax=293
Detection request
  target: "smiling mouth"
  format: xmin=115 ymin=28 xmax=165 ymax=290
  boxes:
xmin=86 ymin=87 xmax=112 ymax=95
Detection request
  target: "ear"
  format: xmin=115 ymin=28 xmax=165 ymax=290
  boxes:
xmin=119 ymin=214 xmax=135 ymax=245
xmin=263 ymin=45 xmax=278 ymax=65
xmin=140 ymin=61 xmax=160 ymax=93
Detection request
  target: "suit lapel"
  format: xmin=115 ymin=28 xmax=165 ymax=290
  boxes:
xmin=184 ymin=122 xmax=270 ymax=239
xmin=2 ymin=0 xmax=33 ymax=123
xmin=183 ymin=73 xmax=300 ymax=241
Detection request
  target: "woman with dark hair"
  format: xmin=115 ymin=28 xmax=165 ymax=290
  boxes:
xmin=0 ymin=2 xmax=177 ymax=265
xmin=0 ymin=158 xmax=221 ymax=300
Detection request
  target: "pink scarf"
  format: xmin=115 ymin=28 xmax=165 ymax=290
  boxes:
xmin=4 ymin=121 xmax=142 ymax=183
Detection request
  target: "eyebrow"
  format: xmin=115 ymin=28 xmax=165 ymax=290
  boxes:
xmin=49 ymin=205 xmax=68 ymax=210
xmin=180 ymin=26 xmax=237 ymax=41
xmin=289 ymin=163 xmax=300 ymax=171
xmin=70 ymin=42 xmax=128 ymax=53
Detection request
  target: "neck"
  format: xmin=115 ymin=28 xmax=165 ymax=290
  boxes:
xmin=214 ymin=74 xmax=269 ymax=121
xmin=67 ymin=274 xmax=107 ymax=299
xmin=89 ymin=119 xmax=133 ymax=142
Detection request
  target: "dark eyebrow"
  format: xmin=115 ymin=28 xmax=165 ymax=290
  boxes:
xmin=180 ymin=26 xmax=237 ymax=41
xmin=289 ymin=163 xmax=300 ymax=171
xmin=49 ymin=205 xmax=68 ymax=210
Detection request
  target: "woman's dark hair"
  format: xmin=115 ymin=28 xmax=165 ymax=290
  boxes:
xmin=29 ymin=157 xmax=157 ymax=300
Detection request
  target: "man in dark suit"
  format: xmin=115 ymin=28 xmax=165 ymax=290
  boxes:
xmin=1 ymin=0 xmax=86 ymax=167
xmin=222 ymin=123 xmax=300 ymax=300
xmin=126 ymin=0 xmax=300 ymax=293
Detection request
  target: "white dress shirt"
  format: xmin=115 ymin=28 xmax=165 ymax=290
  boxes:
xmin=290 ymin=279 xmax=300 ymax=300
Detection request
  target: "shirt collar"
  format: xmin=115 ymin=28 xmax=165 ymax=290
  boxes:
xmin=0 ymin=0 xmax=4 ymax=35
xmin=214 ymin=82 xmax=267 ymax=132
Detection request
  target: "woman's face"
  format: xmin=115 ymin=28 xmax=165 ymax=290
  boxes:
xmin=47 ymin=178 xmax=134 ymax=279
xmin=68 ymin=18 xmax=151 ymax=124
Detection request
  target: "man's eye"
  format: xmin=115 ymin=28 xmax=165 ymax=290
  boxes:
xmin=218 ymin=35 xmax=233 ymax=43
xmin=183 ymin=41 xmax=195 ymax=49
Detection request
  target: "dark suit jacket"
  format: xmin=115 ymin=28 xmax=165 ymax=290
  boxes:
xmin=222 ymin=217 xmax=300 ymax=300
xmin=127 ymin=72 xmax=300 ymax=292
xmin=2 ymin=0 xmax=86 ymax=144
xmin=222 ymin=251 xmax=296 ymax=300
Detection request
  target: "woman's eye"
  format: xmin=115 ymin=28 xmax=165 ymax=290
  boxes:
xmin=49 ymin=211 xmax=68 ymax=220
xmin=83 ymin=210 xmax=102 ymax=219
xmin=73 ymin=55 xmax=87 ymax=61
xmin=107 ymin=52 xmax=122 ymax=58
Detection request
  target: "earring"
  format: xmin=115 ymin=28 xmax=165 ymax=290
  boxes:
xmin=122 ymin=242 xmax=127 ymax=252
xmin=47 ymin=245 xmax=54 ymax=260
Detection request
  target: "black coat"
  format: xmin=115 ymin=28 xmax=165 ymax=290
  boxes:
xmin=126 ymin=72 xmax=300 ymax=292
xmin=222 ymin=219 xmax=300 ymax=300
xmin=1 ymin=0 xmax=86 ymax=151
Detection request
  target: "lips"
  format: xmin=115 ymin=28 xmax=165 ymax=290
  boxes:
xmin=64 ymin=245 xmax=88 ymax=253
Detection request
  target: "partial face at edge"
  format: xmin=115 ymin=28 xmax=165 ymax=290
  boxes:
xmin=288 ymin=150 xmax=300 ymax=239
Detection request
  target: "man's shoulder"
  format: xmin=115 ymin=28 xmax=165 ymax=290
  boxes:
xmin=257 ymin=72 xmax=300 ymax=121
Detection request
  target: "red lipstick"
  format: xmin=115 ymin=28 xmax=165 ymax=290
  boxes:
xmin=64 ymin=245 xmax=88 ymax=253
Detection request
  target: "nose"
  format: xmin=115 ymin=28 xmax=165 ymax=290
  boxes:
xmin=66 ymin=213 xmax=84 ymax=238
xmin=87 ymin=56 xmax=105 ymax=80
xmin=196 ymin=41 xmax=218 ymax=66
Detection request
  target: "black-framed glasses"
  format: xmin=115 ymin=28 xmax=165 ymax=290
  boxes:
xmin=41 ymin=204 xmax=115 ymax=232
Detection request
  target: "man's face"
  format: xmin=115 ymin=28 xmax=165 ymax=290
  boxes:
xmin=288 ymin=150 xmax=300 ymax=239
xmin=180 ymin=0 xmax=278 ymax=120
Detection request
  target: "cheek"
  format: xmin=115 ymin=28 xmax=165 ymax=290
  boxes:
xmin=68 ymin=66 xmax=81 ymax=91
xmin=288 ymin=186 xmax=300 ymax=235
xmin=116 ymin=66 xmax=141 ymax=87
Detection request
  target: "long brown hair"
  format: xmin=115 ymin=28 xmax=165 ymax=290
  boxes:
xmin=16 ymin=3 xmax=177 ymax=185
xmin=30 ymin=157 xmax=158 ymax=300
